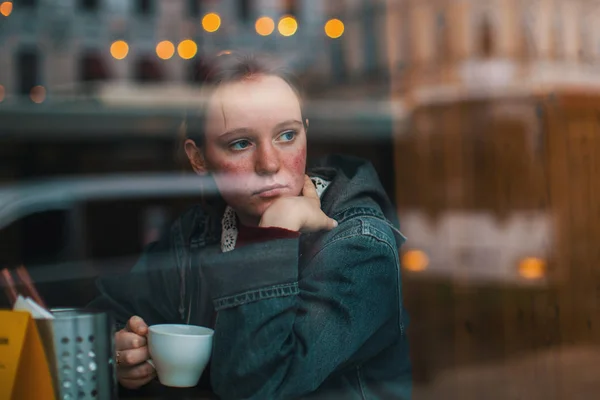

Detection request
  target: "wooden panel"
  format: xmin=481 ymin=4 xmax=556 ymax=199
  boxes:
xmin=395 ymin=93 xmax=600 ymax=398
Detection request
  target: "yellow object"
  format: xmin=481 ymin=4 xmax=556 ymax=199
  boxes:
xmin=110 ymin=40 xmax=129 ymax=60
xmin=325 ymin=19 xmax=345 ymax=39
xmin=402 ymin=250 xmax=429 ymax=272
xmin=255 ymin=16 xmax=275 ymax=36
xmin=178 ymin=39 xmax=198 ymax=59
xmin=278 ymin=16 xmax=298 ymax=37
xmin=202 ymin=12 xmax=221 ymax=33
xmin=0 ymin=310 xmax=55 ymax=400
xmin=156 ymin=40 xmax=175 ymax=60
xmin=0 ymin=2 xmax=12 ymax=17
xmin=518 ymin=257 xmax=546 ymax=280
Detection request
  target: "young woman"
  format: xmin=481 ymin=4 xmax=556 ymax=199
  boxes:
xmin=90 ymin=52 xmax=412 ymax=399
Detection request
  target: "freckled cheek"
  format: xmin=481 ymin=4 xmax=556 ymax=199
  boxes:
xmin=209 ymin=157 xmax=255 ymax=196
xmin=284 ymin=148 xmax=307 ymax=192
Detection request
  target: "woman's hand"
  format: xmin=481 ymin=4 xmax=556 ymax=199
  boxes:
xmin=259 ymin=175 xmax=337 ymax=233
xmin=115 ymin=316 xmax=155 ymax=389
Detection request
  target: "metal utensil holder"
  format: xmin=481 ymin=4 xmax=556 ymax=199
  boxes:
xmin=36 ymin=308 xmax=118 ymax=400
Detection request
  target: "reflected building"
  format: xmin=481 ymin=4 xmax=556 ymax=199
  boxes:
xmin=386 ymin=0 xmax=600 ymax=285
xmin=385 ymin=0 xmax=600 ymax=386
xmin=0 ymin=0 xmax=397 ymax=192
xmin=0 ymin=0 xmax=391 ymax=100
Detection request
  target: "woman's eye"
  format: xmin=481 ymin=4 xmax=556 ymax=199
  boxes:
xmin=278 ymin=130 xmax=296 ymax=142
xmin=230 ymin=140 xmax=251 ymax=151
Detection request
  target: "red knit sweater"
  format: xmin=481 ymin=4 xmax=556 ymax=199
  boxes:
xmin=235 ymin=224 xmax=300 ymax=248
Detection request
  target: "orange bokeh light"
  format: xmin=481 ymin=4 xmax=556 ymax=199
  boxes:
xmin=402 ymin=250 xmax=429 ymax=272
xmin=518 ymin=257 xmax=546 ymax=280
xmin=110 ymin=40 xmax=129 ymax=60
xmin=325 ymin=18 xmax=345 ymax=39
xmin=202 ymin=13 xmax=221 ymax=33
xmin=255 ymin=16 xmax=275 ymax=36
xmin=278 ymin=16 xmax=298 ymax=37
xmin=177 ymin=39 xmax=197 ymax=59
xmin=156 ymin=40 xmax=175 ymax=60
xmin=0 ymin=2 xmax=12 ymax=17
xmin=30 ymin=85 xmax=46 ymax=104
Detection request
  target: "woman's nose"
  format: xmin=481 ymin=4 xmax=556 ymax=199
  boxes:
xmin=254 ymin=143 xmax=281 ymax=176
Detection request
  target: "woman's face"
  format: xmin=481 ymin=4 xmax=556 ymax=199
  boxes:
xmin=195 ymin=74 xmax=307 ymax=226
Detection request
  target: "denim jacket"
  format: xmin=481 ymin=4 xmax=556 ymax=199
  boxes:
xmin=89 ymin=155 xmax=412 ymax=399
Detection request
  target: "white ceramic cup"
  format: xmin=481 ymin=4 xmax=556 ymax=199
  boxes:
xmin=147 ymin=324 xmax=214 ymax=388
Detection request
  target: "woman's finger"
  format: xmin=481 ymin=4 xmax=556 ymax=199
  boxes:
xmin=126 ymin=316 xmax=148 ymax=336
xmin=302 ymin=175 xmax=319 ymax=199
xmin=117 ymin=346 xmax=150 ymax=367
xmin=323 ymin=215 xmax=338 ymax=230
xmin=118 ymin=362 xmax=155 ymax=381
xmin=115 ymin=331 xmax=147 ymax=351
xmin=119 ymin=371 xmax=156 ymax=390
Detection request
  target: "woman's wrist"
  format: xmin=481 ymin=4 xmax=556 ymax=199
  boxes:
xmin=258 ymin=216 xmax=300 ymax=232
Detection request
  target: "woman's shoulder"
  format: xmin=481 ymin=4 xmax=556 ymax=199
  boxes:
xmin=165 ymin=201 xmax=224 ymax=249
xmin=309 ymin=154 xmax=405 ymax=247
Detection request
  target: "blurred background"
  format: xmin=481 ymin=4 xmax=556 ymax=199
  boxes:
xmin=2 ymin=0 xmax=600 ymax=398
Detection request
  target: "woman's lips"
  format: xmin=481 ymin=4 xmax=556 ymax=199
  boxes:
xmin=254 ymin=184 xmax=288 ymax=198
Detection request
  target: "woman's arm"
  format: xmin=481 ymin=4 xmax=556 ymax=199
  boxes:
xmin=202 ymin=215 xmax=408 ymax=399
xmin=87 ymin=233 xmax=182 ymax=328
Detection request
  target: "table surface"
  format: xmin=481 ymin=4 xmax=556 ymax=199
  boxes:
xmin=119 ymin=380 xmax=218 ymax=400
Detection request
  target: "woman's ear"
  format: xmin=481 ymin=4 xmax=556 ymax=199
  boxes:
xmin=184 ymin=139 xmax=207 ymax=175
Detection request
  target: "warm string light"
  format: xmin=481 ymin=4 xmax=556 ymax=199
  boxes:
xmin=278 ymin=16 xmax=298 ymax=37
xmin=325 ymin=19 xmax=345 ymax=39
xmin=110 ymin=40 xmax=129 ymax=60
xmin=102 ymin=14 xmax=347 ymax=63
xmin=30 ymin=85 xmax=45 ymax=103
xmin=0 ymin=1 xmax=12 ymax=17
xmin=178 ymin=40 xmax=197 ymax=59
xmin=256 ymin=16 xmax=275 ymax=36
xmin=156 ymin=41 xmax=175 ymax=60
xmin=518 ymin=257 xmax=546 ymax=280
xmin=402 ymin=250 xmax=429 ymax=272
xmin=202 ymin=13 xmax=221 ymax=33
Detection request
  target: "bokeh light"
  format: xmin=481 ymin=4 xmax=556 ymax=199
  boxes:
xmin=255 ymin=16 xmax=275 ymax=36
xmin=202 ymin=13 xmax=221 ymax=33
xmin=402 ymin=250 xmax=429 ymax=272
xmin=156 ymin=40 xmax=175 ymax=60
xmin=0 ymin=85 xmax=5 ymax=102
xmin=0 ymin=2 xmax=12 ymax=17
xmin=325 ymin=19 xmax=345 ymax=39
xmin=217 ymin=50 xmax=232 ymax=56
xmin=110 ymin=40 xmax=129 ymax=60
xmin=278 ymin=16 xmax=298 ymax=37
xmin=30 ymin=85 xmax=46 ymax=104
xmin=177 ymin=39 xmax=197 ymax=60
xmin=518 ymin=257 xmax=546 ymax=280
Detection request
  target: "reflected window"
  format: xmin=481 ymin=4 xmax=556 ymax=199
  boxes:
xmin=480 ymin=16 xmax=494 ymax=58
xmin=17 ymin=49 xmax=39 ymax=95
xmin=189 ymin=57 xmax=211 ymax=84
xmin=239 ymin=0 xmax=251 ymax=22
xmin=363 ymin=2 xmax=378 ymax=75
xmin=189 ymin=0 xmax=200 ymax=17
xmin=135 ymin=57 xmax=164 ymax=82
xmin=331 ymin=38 xmax=347 ymax=83
xmin=80 ymin=52 xmax=108 ymax=82
xmin=20 ymin=0 xmax=37 ymax=7
xmin=80 ymin=0 xmax=99 ymax=12
xmin=283 ymin=0 xmax=297 ymax=16
xmin=436 ymin=11 xmax=452 ymax=63
xmin=137 ymin=0 xmax=152 ymax=15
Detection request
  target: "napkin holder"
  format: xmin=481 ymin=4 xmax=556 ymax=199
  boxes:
xmin=0 ymin=310 xmax=55 ymax=400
